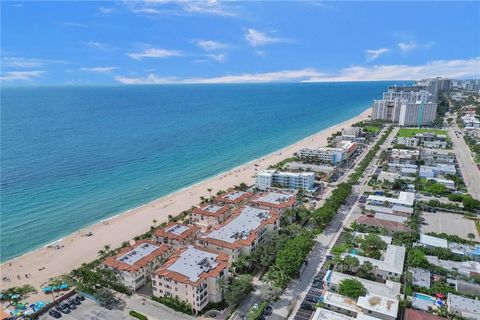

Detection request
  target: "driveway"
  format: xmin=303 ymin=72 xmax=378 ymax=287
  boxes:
xmin=124 ymin=294 xmax=195 ymax=320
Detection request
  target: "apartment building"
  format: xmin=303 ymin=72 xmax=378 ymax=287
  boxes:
xmin=250 ymin=191 xmax=297 ymax=213
xmin=213 ymin=190 xmax=254 ymax=207
xmin=461 ymin=115 xmax=480 ymax=129
xmin=364 ymin=192 xmax=415 ymax=217
xmin=103 ymin=240 xmax=173 ymax=291
xmin=298 ymin=141 xmax=358 ymax=165
xmin=419 ymin=164 xmax=456 ymax=178
xmin=255 ymin=170 xmax=315 ymax=191
xmin=192 ymin=204 xmax=231 ymax=230
xmin=343 ymin=244 xmax=406 ymax=280
xmin=420 ymin=149 xmax=456 ymax=165
xmin=389 ymin=148 xmax=420 ymax=165
xmin=152 ymin=245 xmax=229 ymax=314
xmin=447 ymin=293 xmax=480 ymax=320
xmin=154 ymin=223 xmax=200 ymax=248
xmin=397 ymin=133 xmax=448 ymax=149
xmin=398 ymin=101 xmax=438 ymax=126
xmin=198 ymin=206 xmax=279 ymax=262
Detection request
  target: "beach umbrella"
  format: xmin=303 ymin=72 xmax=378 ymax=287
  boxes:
xmin=436 ymin=293 xmax=445 ymax=299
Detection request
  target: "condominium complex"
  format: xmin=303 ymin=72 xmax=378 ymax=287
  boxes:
xmin=103 ymin=240 xmax=173 ymax=291
xmin=364 ymin=192 xmax=415 ymax=217
xmin=198 ymin=206 xmax=279 ymax=262
xmin=213 ymin=190 xmax=254 ymax=207
xmin=255 ymin=170 xmax=315 ymax=191
xmin=192 ymin=204 xmax=231 ymax=230
xmin=154 ymin=223 xmax=200 ymax=248
xmin=298 ymin=141 xmax=357 ymax=165
xmin=250 ymin=191 xmax=297 ymax=212
xmin=152 ymin=245 xmax=229 ymax=314
xmin=372 ymin=85 xmax=438 ymax=126
xmin=419 ymin=148 xmax=456 ymax=165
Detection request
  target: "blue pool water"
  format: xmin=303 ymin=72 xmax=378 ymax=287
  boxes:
xmin=1 ymin=82 xmax=408 ymax=261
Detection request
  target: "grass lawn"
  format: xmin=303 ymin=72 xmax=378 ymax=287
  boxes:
xmin=363 ymin=125 xmax=381 ymax=134
xmin=397 ymin=128 xmax=447 ymax=138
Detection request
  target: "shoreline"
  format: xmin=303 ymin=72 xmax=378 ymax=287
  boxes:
xmin=0 ymin=107 xmax=371 ymax=293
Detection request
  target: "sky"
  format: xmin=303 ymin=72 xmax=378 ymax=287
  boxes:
xmin=1 ymin=0 xmax=480 ymax=85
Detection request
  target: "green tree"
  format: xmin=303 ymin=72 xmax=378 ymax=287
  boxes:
xmin=408 ymin=248 xmax=429 ymax=268
xmin=338 ymin=279 xmax=366 ymax=299
xmin=356 ymin=261 xmax=375 ymax=280
xmin=359 ymin=234 xmax=387 ymax=258
xmin=96 ymin=288 xmax=116 ymax=308
xmin=224 ymin=274 xmax=254 ymax=308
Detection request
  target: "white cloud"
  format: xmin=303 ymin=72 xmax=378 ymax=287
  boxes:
xmin=60 ymin=22 xmax=87 ymax=28
xmin=196 ymin=40 xmax=229 ymax=51
xmin=124 ymin=0 xmax=236 ymax=17
xmin=304 ymin=58 xmax=480 ymax=82
xmin=85 ymin=41 xmax=110 ymax=51
xmin=97 ymin=7 xmax=116 ymax=15
xmin=365 ymin=48 xmax=390 ymax=61
xmin=127 ymin=48 xmax=183 ymax=60
xmin=2 ymin=57 xmax=45 ymax=68
xmin=397 ymin=41 xmax=417 ymax=53
xmin=115 ymin=58 xmax=480 ymax=84
xmin=245 ymin=29 xmax=285 ymax=47
xmin=206 ymin=54 xmax=226 ymax=62
xmin=0 ymin=70 xmax=45 ymax=82
xmin=79 ymin=67 xmax=118 ymax=73
xmin=115 ymin=68 xmax=322 ymax=84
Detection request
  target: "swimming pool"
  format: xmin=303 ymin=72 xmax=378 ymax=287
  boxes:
xmin=414 ymin=293 xmax=436 ymax=304
xmin=350 ymin=249 xmax=359 ymax=255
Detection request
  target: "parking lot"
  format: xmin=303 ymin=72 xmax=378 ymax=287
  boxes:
xmin=421 ymin=211 xmax=480 ymax=241
xmin=39 ymin=295 xmax=131 ymax=320
xmin=292 ymin=270 xmax=325 ymax=320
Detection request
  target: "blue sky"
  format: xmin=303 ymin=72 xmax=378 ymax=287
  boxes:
xmin=1 ymin=1 xmax=479 ymax=84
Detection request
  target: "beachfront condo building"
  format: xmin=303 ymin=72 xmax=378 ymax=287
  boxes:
xmin=255 ymin=169 xmax=315 ymax=191
xmin=297 ymin=141 xmax=358 ymax=165
xmin=103 ymin=240 xmax=173 ymax=291
xmin=152 ymin=245 xmax=229 ymax=314
xmin=154 ymin=222 xmax=201 ymax=248
xmin=191 ymin=204 xmax=232 ymax=230
xmin=213 ymin=190 xmax=254 ymax=207
xmin=250 ymin=191 xmax=297 ymax=214
xmin=198 ymin=206 xmax=279 ymax=262
xmin=372 ymin=99 xmax=402 ymax=123
xmin=398 ymin=101 xmax=438 ymax=126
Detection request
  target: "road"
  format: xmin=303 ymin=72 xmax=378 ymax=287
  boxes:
xmin=448 ymin=119 xmax=480 ymax=200
xmin=265 ymin=126 xmax=396 ymax=320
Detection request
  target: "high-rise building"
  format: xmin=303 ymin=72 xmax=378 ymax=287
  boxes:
xmin=398 ymin=101 xmax=438 ymax=126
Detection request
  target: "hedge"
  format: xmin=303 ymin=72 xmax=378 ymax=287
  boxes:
xmin=129 ymin=310 xmax=148 ymax=320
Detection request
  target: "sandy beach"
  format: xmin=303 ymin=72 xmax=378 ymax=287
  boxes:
xmin=0 ymin=108 xmax=371 ymax=295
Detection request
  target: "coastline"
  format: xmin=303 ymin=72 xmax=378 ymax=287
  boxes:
xmin=0 ymin=107 xmax=371 ymax=292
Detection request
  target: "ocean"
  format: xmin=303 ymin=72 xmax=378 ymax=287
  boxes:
xmin=0 ymin=82 xmax=406 ymax=261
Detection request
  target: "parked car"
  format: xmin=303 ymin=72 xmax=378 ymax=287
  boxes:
xmin=300 ymin=302 xmax=314 ymax=310
xmin=305 ymin=296 xmax=319 ymax=303
xmin=67 ymin=301 xmax=77 ymax=310
xmin=72 ymin=296 xmax=82 ymax=305
xmin=264 ymin=305 xmax=273 ymax=316
xmin=48 ymin=309 xmax=62 ymax=318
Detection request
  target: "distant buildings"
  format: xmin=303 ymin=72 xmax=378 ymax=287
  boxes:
xmin=255 ymin=170 xmax=316 ymax=191
xmin=461 ymin=115 xmax=480 ymax=129
xmin=154 ymin=223 xmax=200 ymax=248
xmin=198 ymin=206 xmax=279 ymax=262
xmin=192 ymin=204 xmax=231 ymax=230
xmin=298 ymin=141 xmax=358 ymax=165
xmin=103 ymin=240 xmax=173 ymax=291
xmin=152 ymin=245 xmax=229 ymax=314
xmin=371 ymin=85 xmax=438 ymax=126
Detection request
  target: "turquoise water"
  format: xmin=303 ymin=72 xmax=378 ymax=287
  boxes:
xmin=414 ymin=293 xmax=436 ymax=303
xmin=1 ymin=82 xmax=406 ymax=261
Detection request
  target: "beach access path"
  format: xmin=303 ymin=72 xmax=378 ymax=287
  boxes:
xmin=0 ymin=108 xmax=371 ymax=299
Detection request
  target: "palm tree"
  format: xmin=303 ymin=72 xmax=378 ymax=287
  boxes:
xmin=97 ymin=249 xmax=106 ymax=259
xmin=207 ymin=188 xmax=213 ymax=197
xmin=152 ymin=219 xmax=157 ymax=228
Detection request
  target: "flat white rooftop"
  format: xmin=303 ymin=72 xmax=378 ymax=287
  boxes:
xmin=420 ymin=234 xmax=448 ymax=249
xmin=166 ymin=224 xmax=190 ymax=236
xmin=202 ymin=205 xmax=222 ymax=213
xmin=223 ymin=191 xmax=246 ymax=201
xmin=118 ymin=243 xmax=160 ymax=266
xmin=345 ymin=244 xmax=406 ymax=275
xmin=202 ymin=206 xmax=271 ymax=244
xmin=325 ymin=271 xmax=401 ymax=298
xmin=375 ymin=212 xmax=408 ymax=224
xmin=367 ymin=191 xmax=415 ymax=207
xmin=312 ymin=308 xmax=354 ymax=320
xmin=448 ymin=293 xmax=480 ymax=315
xmin=357 ymin=294 xmax=399 ymax=318
xmin=323 ymin=292 xmax=360 ymax=314
xmin=166 ymin=245 xmax=219 ymax=283
xmin=255 ymin=192 xmax=294 ymax=205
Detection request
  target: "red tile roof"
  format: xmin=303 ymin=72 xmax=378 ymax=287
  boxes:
xmin=404 ymin=309 xmax=447 ymax=320
xmin=155 ymin=245 xmax=229 ymax=287
xmin=192 ymin=204 xmax=229 ymax=218
xmin=213 ymin=190 xmax=254 ymax=204
xmin=154 ymin=222 xmax=200 ymax=241
xmin=103 ymin=240 xmax=171 ymax=273
xmin=251 ymin=191 xmax=296 ymax=209
xmin=201 ymin=206 xmax=279 ymax=250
